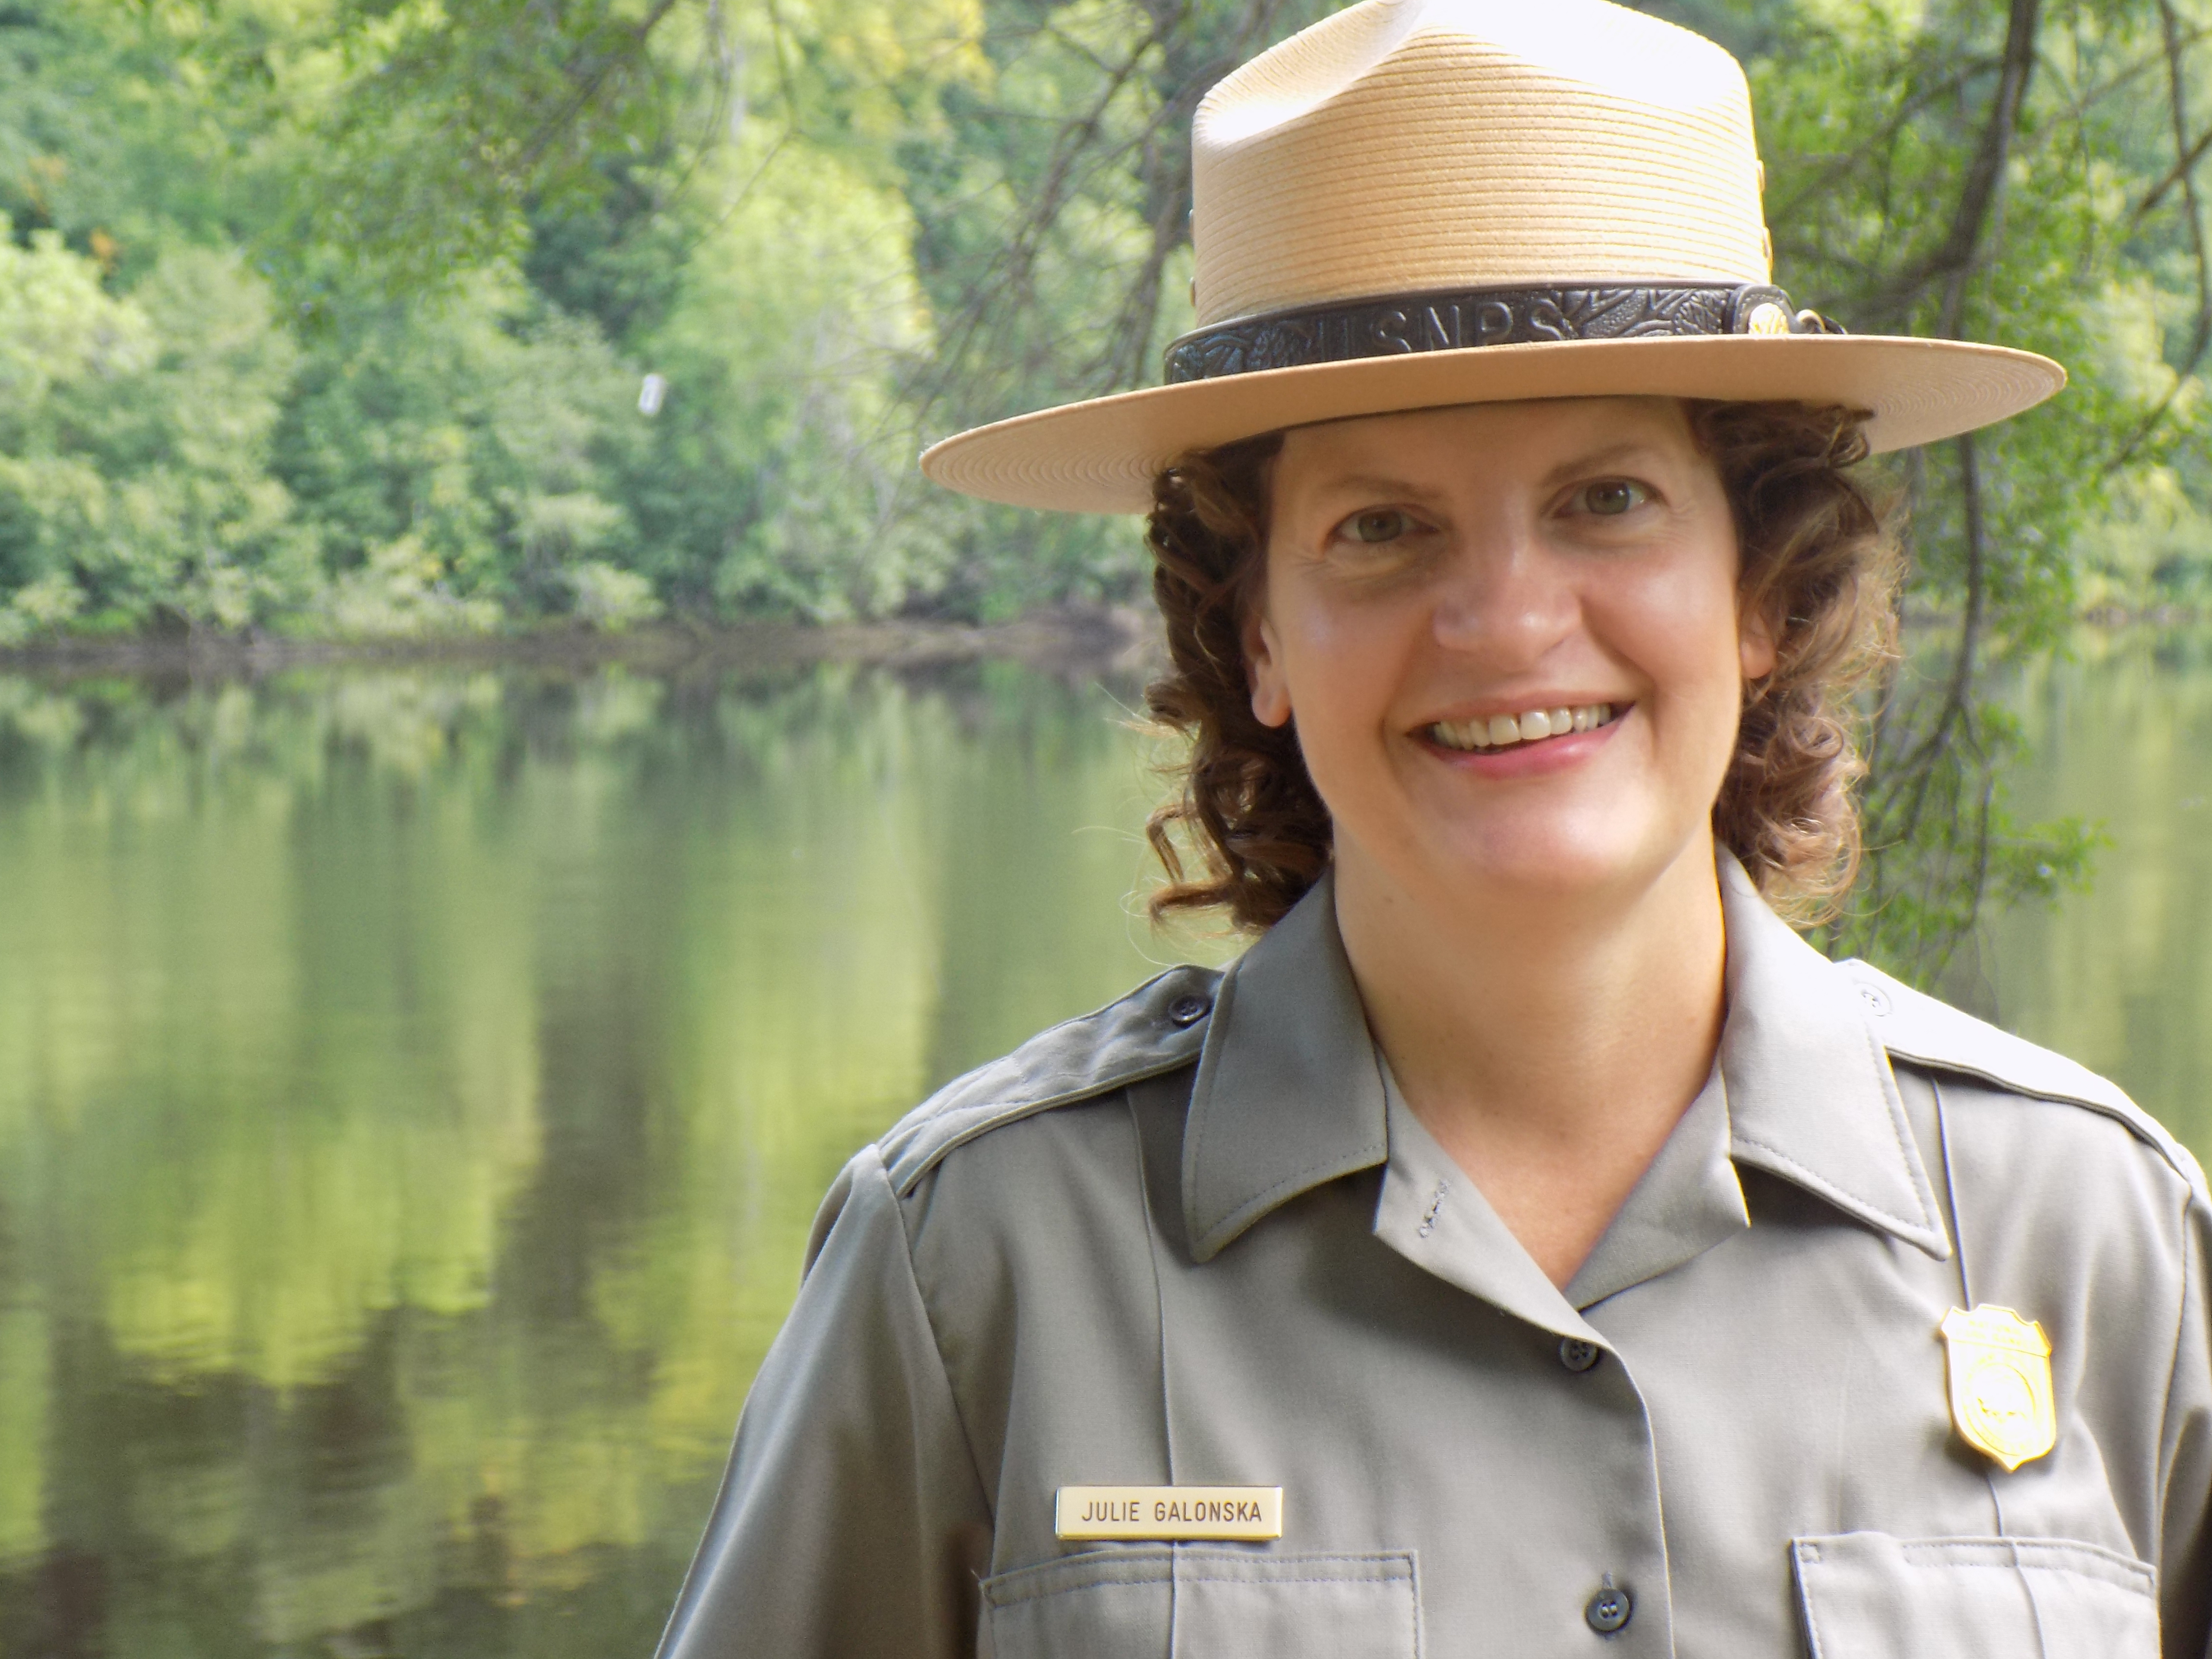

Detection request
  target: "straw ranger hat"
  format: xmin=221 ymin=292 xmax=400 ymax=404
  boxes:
xmin=920 ymin=0 xmax=2064 ymax=514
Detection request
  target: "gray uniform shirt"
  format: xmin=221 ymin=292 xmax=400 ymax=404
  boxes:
xmin=657 ymin=859 xmax=2212 ymax=1658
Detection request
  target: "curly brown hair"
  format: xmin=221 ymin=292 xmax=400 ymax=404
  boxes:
xmin=1142 ymin=400 xmax=1903 ymax=933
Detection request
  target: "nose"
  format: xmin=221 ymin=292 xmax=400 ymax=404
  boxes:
xmin=1428 ymin=523 xmax=1580 ymax=667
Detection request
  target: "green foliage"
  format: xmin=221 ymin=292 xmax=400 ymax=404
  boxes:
xmin=1698 ymin=0 xmax=2212 ymax=977
xmin=0 ymin=231 xmax=321 ymax=639
xmin=618 ymin=133 xmax=951 ymax=620
xmin=274 ymin=272 xmax=640 ymax=631
xmin=298 ymin=0 xmax=695 ymax=291
xmin=0 ymin=0 xmax=1003 ymax=633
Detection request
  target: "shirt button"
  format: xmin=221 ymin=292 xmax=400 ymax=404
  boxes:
xmin=1167 ymin=994 xmax=1213 ymax=1027
xmin=1585 ymin=1579 xmax=1632 ymax=1634
xmin=1559 ymin=1337 xmax=1602 ymax=1373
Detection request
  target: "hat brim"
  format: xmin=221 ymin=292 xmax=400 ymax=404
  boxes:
xmin=919 ymin=334 xmax=2065 ymax=514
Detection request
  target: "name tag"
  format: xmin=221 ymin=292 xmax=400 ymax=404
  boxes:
xmin=1054 ymin=1485 xmax=1282 ymax=1540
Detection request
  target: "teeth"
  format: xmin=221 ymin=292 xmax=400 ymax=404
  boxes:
xmin=1428 ymin=703 xmax=1616 ymax=752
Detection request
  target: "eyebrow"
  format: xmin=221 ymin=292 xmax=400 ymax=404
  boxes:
xmin=1303 ymin=472 xmax=1440 ymax=502
xmin=1298 ymin=441 xmax=1678 ymax=506
xmin=1538 ymin=441 xmax=1671 ymax=487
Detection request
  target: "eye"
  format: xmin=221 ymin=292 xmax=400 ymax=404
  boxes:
xmin=1337 ymin=508 xmax=1416 ymax=545
xmin=1572 ymin=480 xmax=1652 ymax=518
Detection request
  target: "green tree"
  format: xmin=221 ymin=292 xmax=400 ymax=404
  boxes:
xmin=0 ymin=231 xmax=319 ymax=637
xmin=1710 ymin=0 xmax=2212 ymax=975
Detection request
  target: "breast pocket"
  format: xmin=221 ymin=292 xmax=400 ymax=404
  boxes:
xmin=981 ymin=1546 xmax=1421 ymax=1659
xmin=1791 ymin=1533 xmax=2157 ymax=1659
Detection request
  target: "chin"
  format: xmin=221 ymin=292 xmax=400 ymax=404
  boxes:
xmin=1423 ymin=821 xmax=1686 ymax=903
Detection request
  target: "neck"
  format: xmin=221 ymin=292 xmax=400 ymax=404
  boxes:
xmin=1333 ymin=836 xmax=1729 ymax=1287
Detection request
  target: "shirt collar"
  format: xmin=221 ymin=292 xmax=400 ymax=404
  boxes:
xmin=1182 ymin=853 xmax=1951 ymax=1269
xmin=1182 ymin=866 xmax=1388 ymax=1262
xmin=1373 ymin=1080 xmax=1603 ymax=1336
xmin=1562 ymin=1055 xmax=1750 ymax=1308
xmin=1714 ymin=852 xmax=1949 ymax=1257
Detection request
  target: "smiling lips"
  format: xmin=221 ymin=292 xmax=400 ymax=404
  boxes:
xmin=1427 ymin=702 xmax=1618 ymax=752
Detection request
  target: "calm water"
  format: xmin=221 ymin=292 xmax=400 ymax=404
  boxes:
xmin=0 ymin=638 xmax=2203 ymax=1656
xmin=1969 ymin=628 xmax=2212 ymax=1155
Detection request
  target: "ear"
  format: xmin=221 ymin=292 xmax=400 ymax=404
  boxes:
xmin=1243 ymin=605 xmax=1293 ymax=729
xmin=1738 ymin=595 xmax=1780 ymax=684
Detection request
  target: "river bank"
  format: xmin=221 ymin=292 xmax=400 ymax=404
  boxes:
xmin=9 ymin=600 xmax=2203 ymax=684
xmin=0 ymin=603 xmax=1165 ymax=683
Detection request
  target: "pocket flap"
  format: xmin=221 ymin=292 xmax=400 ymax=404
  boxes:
xmin=1792 ymin=1532 xmax=2156 ymax=1659
xmin=983 ymin=1547 xmax=1420 ymax=1659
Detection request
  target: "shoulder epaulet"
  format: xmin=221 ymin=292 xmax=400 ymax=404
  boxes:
xmin=1837 ymin=957 xmax=2208 ymax=1196
xmin=878 ymin=963 xmax=1224 ymax=1195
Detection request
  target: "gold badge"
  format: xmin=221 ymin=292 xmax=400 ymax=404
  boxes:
xmin=1054 ymin=1486 xmax=1282 ymax=1541
xmin=1940 ymin=1305 xmax=2056 ymax=1471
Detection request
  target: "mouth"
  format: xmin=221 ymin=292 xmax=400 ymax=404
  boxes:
xmin=1425 ymin=702 xmax=1621 ymax=753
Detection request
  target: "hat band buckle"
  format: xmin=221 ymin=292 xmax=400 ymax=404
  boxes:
xmin=1164 ymin=283 xmax=1845 ymax=384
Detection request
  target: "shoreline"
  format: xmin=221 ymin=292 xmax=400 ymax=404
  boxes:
xmin=0 ymin=605 xmax=1166 ymax=682
xmin=1 ymin=603 xmax=2201 ymax=681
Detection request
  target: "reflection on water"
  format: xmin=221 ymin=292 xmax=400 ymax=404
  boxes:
xmin=0 ymin=660 xmax=1212 ymax=1656
xmin=1969 ymin=628 xmax=2212 ymax=1158
xmin=0 ymin=637 xmax=2202 ymax=1656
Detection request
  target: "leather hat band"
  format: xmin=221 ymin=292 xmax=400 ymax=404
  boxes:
xmin=1163 ymin=283 xmax=1845 ymax=384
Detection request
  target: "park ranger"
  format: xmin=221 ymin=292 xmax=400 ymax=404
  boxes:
xmin=656 ymin=1 xmax=2212 ymax=1655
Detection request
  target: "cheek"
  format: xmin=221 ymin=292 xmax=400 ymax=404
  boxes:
xmin=1267 ymin=579 xmax=1418 ymax=749
xmin=1604 ymin=553 xmax=1750 ymax=716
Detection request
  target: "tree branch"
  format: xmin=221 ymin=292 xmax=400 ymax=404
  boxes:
xmin=510 ymin=0 xmax=690 ymax=182
xmin=1767 ymin=56 xmax=1998 ymax=231
xmin=908 ymin=16 xmax=1170 ymax=429
xmin=2103 ymin=0 xmax=2212 ymax=475
xmin=1856 ymin=0 xmax=2042 ymax=331
xmin=1935 ymin=0 xmax=2042 ymax=337
xmin=2133 ymin=123 xmax=2212 ymax=225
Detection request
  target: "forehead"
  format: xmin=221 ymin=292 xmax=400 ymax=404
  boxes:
xmin=1275 ymin=397 xmax=1698 ymax=485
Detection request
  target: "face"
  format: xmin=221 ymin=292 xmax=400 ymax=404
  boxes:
xmin=1246 ymin=398 xmax=1774 ymax=915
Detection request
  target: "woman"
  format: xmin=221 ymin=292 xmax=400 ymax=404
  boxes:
xmin=657 ymin=2 xmax=2211 ymax=1655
